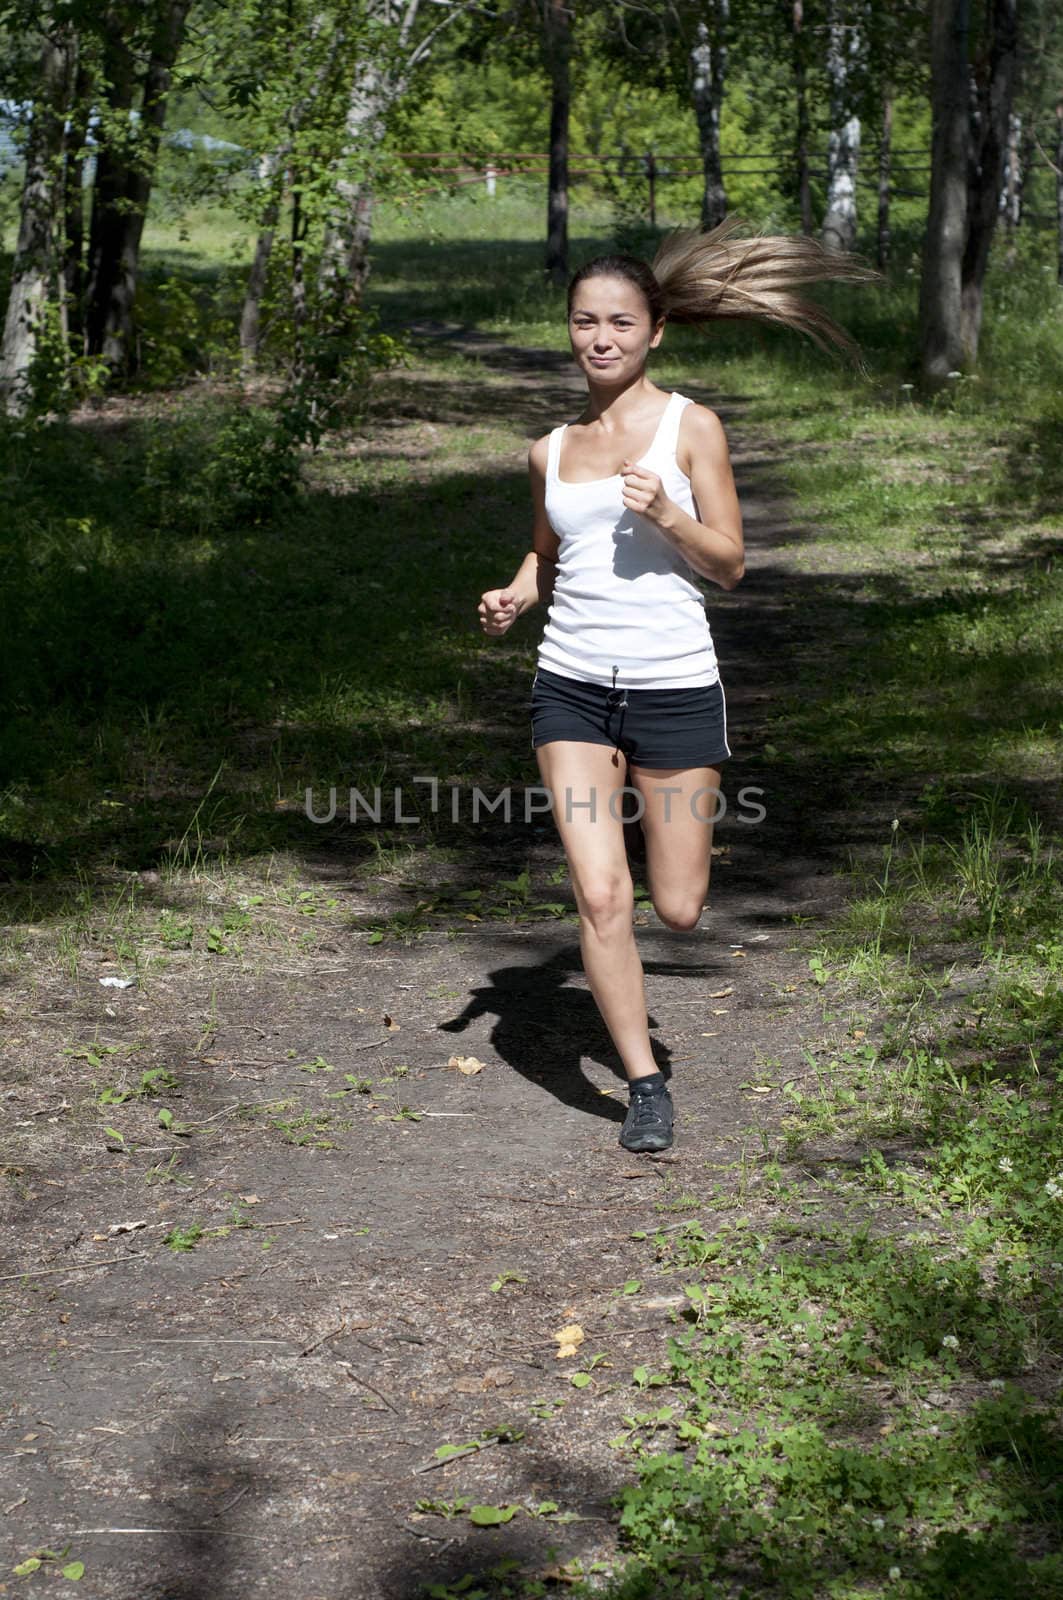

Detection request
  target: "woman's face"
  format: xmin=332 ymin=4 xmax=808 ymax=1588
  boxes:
xmin=568 ymin=275 xmax=664 ymax=384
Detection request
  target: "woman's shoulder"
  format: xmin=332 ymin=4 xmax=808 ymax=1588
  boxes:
xmin=529 ymin=431 xmax=555 ymax=477
xmin=677 ymin=398 xmax=727 ymax=441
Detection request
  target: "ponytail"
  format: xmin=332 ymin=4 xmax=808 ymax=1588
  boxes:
xmin=651 ymin=216 xmax=876 ymax=361
xmin=569 ymin=215 xmax=877 ymax=365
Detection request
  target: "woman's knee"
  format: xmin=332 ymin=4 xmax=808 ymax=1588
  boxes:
xmin=653 ymin=894 xmax=706 ymax=932
xmin=576 ymin=873 xmax=634 ymax=932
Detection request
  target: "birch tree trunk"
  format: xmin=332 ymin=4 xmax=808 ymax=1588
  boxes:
xmin=1003 ymin=109 xmax=1020 ymax=262
xmin=0 ymin=25 xmax=75 ymax=415
xmin=919 ymin=0 xmax=970 ymax=384
xmin=61 ymin=57 xmax=93 ymax=345
xmin=689 ymin=1 xmax=729 ymax=230
xmin=544 ymin=0 xmax=571 ymax=285
xmin=792 ymin=1 xmax=813 ymax=235
xmin=876 ymin=93 xmax=893 ymax=269
xmin=317 ymin=59 xmax=391 ymax=322
xmin=821 ymin=1 xmax=862 ymax=252
xmin=1057 ymin=98 xmax=1063 ymax=289
xmin=85 ymin=0 xmax=192 ymax=373
xmin=959 ymin=0 xmax=1018 ymax=363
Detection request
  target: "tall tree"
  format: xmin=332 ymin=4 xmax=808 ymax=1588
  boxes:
xmin=317 ymin=0 xmax=421 ymax=321
xmin=919 ymin=0 xmax=970 ymax=382
xmin=0 ymin=18 xmax=75 ymax=414
xmin=1057 ymin=96 xmax=1063 ymax=288
xmin=821 ymin=0 xmax=864 ymax=250
xmin=689 ymin=0 xmax=730 ymax=228
xmin=791 ymin=0 xmax=815 ymax=233
xmin=542 ymin=0 xmax=572 ymax=285
xmin=959 ymin=0 xmax=1018 ymax=360
xmin=876 ymin=89 xmax=892 ymax=266
xmin=84 ymin=0 xmax=194 ymax=373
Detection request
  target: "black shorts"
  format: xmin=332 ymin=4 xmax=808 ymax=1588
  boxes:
xmin=531 ymin=667 xmax=731 ymax=770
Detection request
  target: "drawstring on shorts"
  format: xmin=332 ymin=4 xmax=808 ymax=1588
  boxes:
xmin=606 ymin=664 xmax=629 ymax=760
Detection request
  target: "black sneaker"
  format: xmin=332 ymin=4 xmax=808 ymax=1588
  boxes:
xmin=620 ymin=1081 xmax=674 ymax=1152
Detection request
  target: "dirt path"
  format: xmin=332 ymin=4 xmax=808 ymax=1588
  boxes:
xmin=1 ymin=342 xmax=881 ymax=1597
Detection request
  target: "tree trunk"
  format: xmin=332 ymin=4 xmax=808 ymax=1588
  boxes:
xmin=919 ymin=0 xmax=971 ymax=385
xmin=85 ymin=0 xmax=192 ymax=373
xmin=61 ymin=56 xmax=93 ymax=345
xmin=249 ymin=15 xmax=338 ymax=363
xmin=821 ymin=1 xmax=862 ymax=252
xmin=877 ymin=93 xmax=892 ymax=270
xmin=290 ymin=174 xmax=308 ymax=393
xmin=1057 ymin=99 xmax=1063 ymax=289
xmin=0 ymin=25 xmax=75 ymax=415
xmin=240 ymin=163 xmax=283 ymax=374
xmin=959 ymin=0 xmax=1018 ymax=363
xmin=1003 ymin=109 xmax=1020 ymax=261
xmin=84 ymin=11 xmax=137 ymax=358
xmin=792 ymin=1 xmax=813 ymax=235
xmin=317 ymin=58 xmax=390 ymax=323
xmin=689 ymin=1 xmax=729 ymax=230
xmin=544 ymin=0 xmax=571 ymax=286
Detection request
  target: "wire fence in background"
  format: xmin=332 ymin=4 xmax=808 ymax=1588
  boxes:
xmin=395 ymin=147 xmax=1059 ymax=231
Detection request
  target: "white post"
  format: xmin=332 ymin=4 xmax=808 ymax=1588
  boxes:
xmin=485 ymin=163 xmax=497 ymax=196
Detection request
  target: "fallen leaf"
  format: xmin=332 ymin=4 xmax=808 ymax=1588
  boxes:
xmin=712 ymin=1008 xmax=729 ymax=1016
xmin=383 ymin=1013 xmax=401 ymax=1031
xmin=239 ymin=1194 xmax=262 ymax=1205
xmin=850 ymin=1028 xmax=866 ymax=1040
xmin=729 ymin=950 xmax=747 ymax=959
xmin=708 ymin=987 xmax=733 ymax=999
xmin=108 ymin=1219 xmax=147 ymax=1235
xmin=447 ymin=1054 xmax=484 ymax=1076
xmin=554 ymin=1323 xmax=585 ymax=1359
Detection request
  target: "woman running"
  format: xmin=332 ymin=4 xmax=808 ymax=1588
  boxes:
xmin=479 ymin=218 xmax=868 ymax=1153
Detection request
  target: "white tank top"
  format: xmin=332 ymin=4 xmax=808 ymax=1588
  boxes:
xmin=536 ymin=390 xmax=720 ymax=689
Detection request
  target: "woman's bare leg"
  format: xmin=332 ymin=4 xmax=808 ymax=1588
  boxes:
xmin=535 ymin=740 xmax=659 ymax=1082
xmin=629 ymin=764 xmax=722 ymax=930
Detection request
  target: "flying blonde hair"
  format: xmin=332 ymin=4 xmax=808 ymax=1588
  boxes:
xmin=568 ymin=215 xmax=878 ymax=365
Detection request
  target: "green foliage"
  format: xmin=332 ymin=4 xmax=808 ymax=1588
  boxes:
xmin=134 ymin=267 xmax=240 ymax=387
xmin=142 ymin=399 xmax=304 ymax=533
xmin=20 ymin=300 xmax=110 ymax=419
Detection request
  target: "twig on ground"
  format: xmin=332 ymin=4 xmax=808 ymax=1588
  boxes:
xmin=346 ymin=1370 xmax=401 ymax=1413
xmin=299 ymin=1322 xmax=347 ymax=1357
xmin=0 ymin=1254 xmax=147 ymax=1284
xmin=411 ymin=1433 xmax=508 ymax=1474
xmin=477 ymin=1192 xmax=610 ymax=1209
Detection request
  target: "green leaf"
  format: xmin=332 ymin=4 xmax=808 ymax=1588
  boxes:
xmin=623 ymin=1279 xmax=642 ymax=1295
xmin=434 ymin=1442 xmax=475 ymax=1461
xmin=13 ymin=1557 xmax=42 ymax=1576
xmin=367 ymin=930 xmax=384 ymax=945
xmin=469 ymin=1504 xmax=518 ymax=1526
xmin=570 ymin=1371 xmax=592 ymax=1388
xmin=158 ymin=1108 xmax=173 ymax=1129
xmin=62 ymin=1561 xmax=85 ymax=1580
xmin=103 ymin=1127 xmax=124 ymax=1142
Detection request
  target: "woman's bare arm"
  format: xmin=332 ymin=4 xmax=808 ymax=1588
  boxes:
xmin=620 ymin=404 xmax=744 ymax=590
xmin=479 ymin=436 xmax=560 ymax=635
